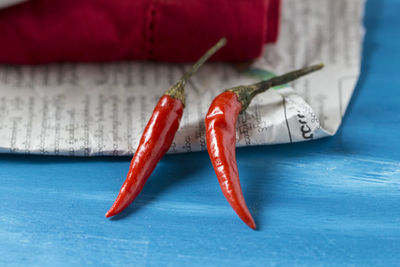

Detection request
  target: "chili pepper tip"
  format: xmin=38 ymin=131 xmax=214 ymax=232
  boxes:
xmin=246 ymin=218 xmax=256 ymax=230
xmin=105 ymin=210 xmax=113 ymax=218
xmin=233 ymin=200 xmax=257 ymax=229
xmin=106 ymin=198 xmax=127 ymax=218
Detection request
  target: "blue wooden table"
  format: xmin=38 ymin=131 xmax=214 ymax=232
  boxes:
xmin=1 ymin=0 xmax=399 ymax=265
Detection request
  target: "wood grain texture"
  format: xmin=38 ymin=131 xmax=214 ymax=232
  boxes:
xmin=0 ymin=0 xmax=399 ymax=265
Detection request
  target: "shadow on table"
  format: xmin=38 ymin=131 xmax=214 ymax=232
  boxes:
xmin=235 ymin=137 xmax=347 ymax=229
xmin=109 ymin=150 xmax=211 ymax=220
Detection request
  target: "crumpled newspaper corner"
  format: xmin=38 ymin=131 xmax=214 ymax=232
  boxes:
xmin=0 ymin=0 xmax=365 ymax=156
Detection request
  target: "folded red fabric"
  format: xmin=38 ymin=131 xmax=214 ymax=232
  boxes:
xmin=0 ymin=0 xmax=280 ymax=64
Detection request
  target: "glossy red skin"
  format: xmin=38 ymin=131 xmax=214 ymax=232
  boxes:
xmin=106 ymin=95 xmax=183 ymax=218
xmin=205 ymin=91 xmax=256 ymax=229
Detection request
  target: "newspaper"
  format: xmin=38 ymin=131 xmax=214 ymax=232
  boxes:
xmin=0 ymin=0 xmax=365 ymax=156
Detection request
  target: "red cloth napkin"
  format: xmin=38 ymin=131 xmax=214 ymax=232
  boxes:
xmin=0 ymin=0 xmax=280 ymax=64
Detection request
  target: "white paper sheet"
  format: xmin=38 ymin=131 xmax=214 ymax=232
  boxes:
xmin=0 ymin=0 xmax=365 ymax=156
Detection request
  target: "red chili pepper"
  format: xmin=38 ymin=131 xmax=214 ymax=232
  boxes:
xmin=106 ymin=38 xmax=226 ymax=218
xmin=205 ymin=64 xmax=324 ymax=229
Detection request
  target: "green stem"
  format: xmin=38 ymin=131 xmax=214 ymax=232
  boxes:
xmin=165 ymin=38 xmax=227 ymax=105
xmin=229 ymin=64 xmax=324 ymax=112
xmin=253 ymin=64 xmax=324 ymax=95
xmin=181 ymin=38 xmax=227 ymax=84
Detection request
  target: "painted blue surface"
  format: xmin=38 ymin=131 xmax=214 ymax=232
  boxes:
xmin=1 ymin=0 xmax=399 ymax=265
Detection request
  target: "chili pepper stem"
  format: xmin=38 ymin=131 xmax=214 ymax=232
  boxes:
xmin=165 ymin=38 xmax=227 ymax=105
xmin=229 ymin=64 xmax=324 ymax=112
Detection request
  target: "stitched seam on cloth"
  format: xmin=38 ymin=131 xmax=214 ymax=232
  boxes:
xmin=144 ymin=0 xmax=158 ymax=59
